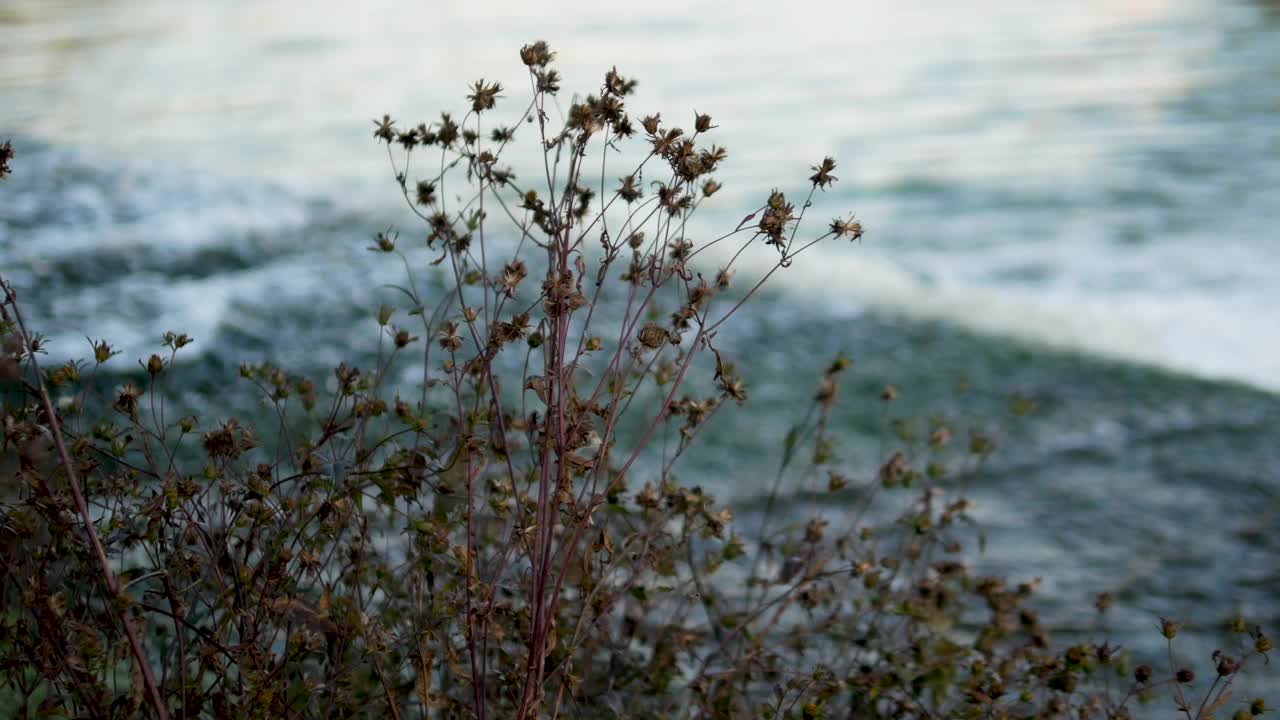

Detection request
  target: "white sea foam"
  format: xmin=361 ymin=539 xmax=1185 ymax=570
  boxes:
xmin=751 ymin=243 xmax=1280 ymax=391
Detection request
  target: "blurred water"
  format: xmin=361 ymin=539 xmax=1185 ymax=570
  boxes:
xmin=3 ymin=0 xmax=1280 ymax=700
xmin=4 ymin=0 xmax=1279 ymax=385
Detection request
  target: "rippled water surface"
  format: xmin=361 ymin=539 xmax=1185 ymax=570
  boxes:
xmin=3 ymin=0 xmax=1279 ymax=698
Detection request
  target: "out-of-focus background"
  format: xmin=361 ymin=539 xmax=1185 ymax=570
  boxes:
xmin=3 ymin=0 xmax=1278 ymax=688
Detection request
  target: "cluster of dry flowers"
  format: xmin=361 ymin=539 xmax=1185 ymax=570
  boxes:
xmin=0 ymin=44 xmax=1270 ymax=719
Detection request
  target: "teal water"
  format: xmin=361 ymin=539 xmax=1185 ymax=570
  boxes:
xmin=3 ymin=0 xmax=1280 ymax=699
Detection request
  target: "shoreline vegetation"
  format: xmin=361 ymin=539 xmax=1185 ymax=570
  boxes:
xmin=0 ymin=45 xmax=1271 ymax=719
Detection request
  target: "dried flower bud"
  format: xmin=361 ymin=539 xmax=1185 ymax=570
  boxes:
xmin=641 ymin=114 xmax=661 ymax=135
xmin=694 ymin=112 xmax=714 ymax=133
xmin=1175 ymin=668 xmax=1194 ymax=684
xmin=1161 ymin=617 xmax=1181 ymax=639
xmin=394 ymin=328 xmax=416 ymax=348
xmin=701 ymin=179 xmax=721 ymax=197
xmin=1134 ymin=664 xmax=1152 ymax=683
xmin=377 ymin=305 xmax=394 ymax=326
xmin=146 ymin=354 xmax=164 ymax=377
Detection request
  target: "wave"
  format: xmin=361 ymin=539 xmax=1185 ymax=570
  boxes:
xmin=736 ymin=243 xmax=1280 ymax=392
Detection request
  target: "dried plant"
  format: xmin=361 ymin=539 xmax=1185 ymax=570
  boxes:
xmin=0 ymin=44 xmax=1269 ymax=720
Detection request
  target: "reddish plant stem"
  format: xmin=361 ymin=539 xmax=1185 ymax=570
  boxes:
xmin=1 ymin=278 xmax=171 ymax=720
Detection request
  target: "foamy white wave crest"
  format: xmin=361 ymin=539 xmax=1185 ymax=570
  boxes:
xmin=734 ymin=244 xmax=1280 ymax=391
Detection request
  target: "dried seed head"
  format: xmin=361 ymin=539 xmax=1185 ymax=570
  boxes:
xmin=830 ymin=215 xmax=864 ymax=241
xmin=1175 ymin=668 xmax=1194 ymax=684
xmin=396 ymin=129 xmax=419 ymax=149
xmin=416 ymin=180 xmax=437 ymax=206
xmin=1255 ymin=629 xmax=1273 ymax=653
xmin=114 ymin=383 xmax=142 ymax=418
xmin=637 ymin=323 xmax=669 ymax=350
xmin=1161 ymin=617 xmax=1181 ymax=640
xmin=0 ymin=140 xmax=13 ymax=178
xmin=757 ymin=190 xmax=794 ymax=248
xmin=809 ymin=156 xmax=838 ymax=189
xmin=604 ymin=66 xmax=636 ymax=96
xmin=370 ymin=230 xmax=396 ymax=253
xmin=146 ymin=354 xmax=164 ymax=377
xmin=1134 ymin=664 xmax=1152 ymax=684
xmin=500 ymin=260 xmax=528 ymax=296
xmin=520 ymin=40 xmax=554 ymax=67
xmin=373 ymin=115 xmax=396 ymax=143
xmin=804 ymin=517 xmax=828 ymax=543
xmin=618 ymin=174 xmax=642 ymax=203
xmin=536 ymin=69 xmax=561 ymax=94
xmin=468 ymin=79 xmax=503 ymax=113
xmin=436 ymin=113 xmax=460 ymax=146
xmin=694 ymin=112 xmax=714 ymax=133
xmin=202 ymin=419 xmax=252 ymax=460
xmin=438 ymin=321 xmax=463 ymax=352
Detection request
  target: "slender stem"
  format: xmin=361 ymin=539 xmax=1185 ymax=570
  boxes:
xmin=1 ymin=278 xmax=171 ymax=720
